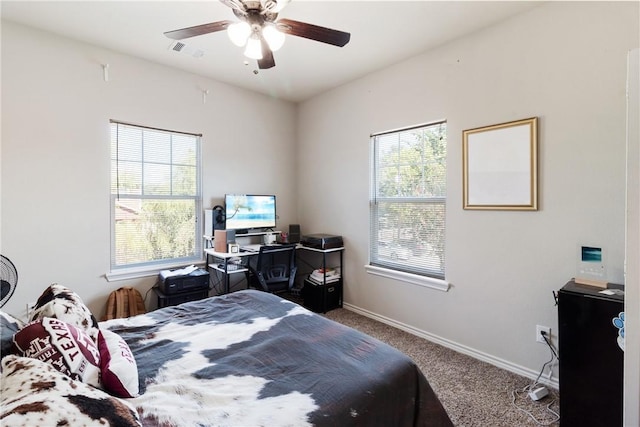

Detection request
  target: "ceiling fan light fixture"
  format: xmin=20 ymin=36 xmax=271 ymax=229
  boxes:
xmin=244 ymin=35 xmax=263 ymax=59
xmin=262 ymin=24 xmax=285 ymax=51
xmin=164 ymin=0 xmax=350 ymax=70
xmin=227 ymin=21 xmax=251 ymax=46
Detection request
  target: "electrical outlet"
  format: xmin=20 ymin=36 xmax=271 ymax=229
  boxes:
xmin=536 ymin=325 xmax=551 ymax=343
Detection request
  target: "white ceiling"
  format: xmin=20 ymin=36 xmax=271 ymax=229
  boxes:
xmin=1 ymin=1 xmax=541 ymax=102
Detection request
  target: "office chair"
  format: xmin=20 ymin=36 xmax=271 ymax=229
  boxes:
xmin=245 ymin=244 xmax=297 ymax=294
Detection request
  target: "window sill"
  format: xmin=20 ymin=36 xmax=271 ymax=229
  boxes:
xmin=106 ymin=261 xmax=205 ymax=282
xmin=364 ymin=264 xmax=450 ymax=292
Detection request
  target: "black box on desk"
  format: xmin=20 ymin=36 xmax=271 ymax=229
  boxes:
xmin=303 ymin=277 xmax=342 ymax=313
xmin=159 ymin=268 xmax=209 ymax=294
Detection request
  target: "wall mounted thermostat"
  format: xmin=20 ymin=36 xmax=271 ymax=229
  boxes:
xmin=575 ymin=245 xmax=607 ymax=287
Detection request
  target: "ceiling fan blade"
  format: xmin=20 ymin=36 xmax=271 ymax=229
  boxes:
xmin=277 ymin=18 xmax=350 ymax=47
xmin=258 ymin=37 xmax=276 ymax=69
xmin=164 ymin=20 xmax=234 ymax=40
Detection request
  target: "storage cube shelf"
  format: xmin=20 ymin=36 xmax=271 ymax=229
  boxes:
xmin=303 ymin=278 xmax=342 ymax=313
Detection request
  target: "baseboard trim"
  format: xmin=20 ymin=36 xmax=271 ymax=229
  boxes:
xmin=342 ymin=302 xmax=559 ymax=390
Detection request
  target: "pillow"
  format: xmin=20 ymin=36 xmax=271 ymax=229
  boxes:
xmin=0 ymin=310 xmax=23 ymax=356
xmin=1 ymin=355 xmax=142 ymax=427
xmin=30 ymin=283 xmax=99 ymax=342
xmin=13 ymin=317 xmax=101 ymax=388
xmin=98 ymin=329 xmax=139 ymax=398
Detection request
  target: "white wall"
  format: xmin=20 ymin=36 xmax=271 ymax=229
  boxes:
xmin=2 ymin=1 xmax=638 ymax=416
xmin=624 ymin=47 xmax=639 ymax=427
xmin=297 ymin=1 xmax=639 ymax=384
xmin=0 ymin=21 xmax=297 ymax=319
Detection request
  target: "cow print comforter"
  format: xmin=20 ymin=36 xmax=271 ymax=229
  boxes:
xmin=101 ymin=290 xmax=452 ymax=427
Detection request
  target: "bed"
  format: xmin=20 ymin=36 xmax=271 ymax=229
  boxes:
xmin=1 ymin=286 xmax=452 ymax=427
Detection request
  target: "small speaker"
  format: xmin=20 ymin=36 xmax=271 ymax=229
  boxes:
xmin=225 ymin=229 xmax=236 ymax=244
xmin=289 ymin=224 xmax=301 ymax=244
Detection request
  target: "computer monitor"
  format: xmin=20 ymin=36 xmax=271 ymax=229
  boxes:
xmin=224 ymin=194 xmax=276 ymax=232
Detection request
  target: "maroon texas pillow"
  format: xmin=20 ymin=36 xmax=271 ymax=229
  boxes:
xmin=97 ymin=329 xmax=139 ymax=398
xmin=13 ymin=317 xmax=101 ymax=388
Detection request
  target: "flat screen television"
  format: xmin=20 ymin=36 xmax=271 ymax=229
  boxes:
xmin=224 ymin=194 xmax=276 ymax=232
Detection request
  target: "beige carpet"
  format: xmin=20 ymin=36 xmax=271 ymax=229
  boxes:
xmin=322 ymin=307 xmax=560 ymax=427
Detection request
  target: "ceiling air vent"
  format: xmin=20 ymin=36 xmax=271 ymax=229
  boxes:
xmin=168 ymin=41 xmax=205 ymax=58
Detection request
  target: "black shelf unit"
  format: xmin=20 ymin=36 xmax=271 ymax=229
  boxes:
xmin=298 ymin=245 xmax=344 ymax=313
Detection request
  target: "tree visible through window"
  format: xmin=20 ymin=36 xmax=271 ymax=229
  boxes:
xmin=110 ymin=121 xmax=202 ymax=270
xmin=370 ymin=121 xmax=447 ymax=279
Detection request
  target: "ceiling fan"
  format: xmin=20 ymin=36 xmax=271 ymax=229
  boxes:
xmin=164 ymin=0 xmax=351 ymax=70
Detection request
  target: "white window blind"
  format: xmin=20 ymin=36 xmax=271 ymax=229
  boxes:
xmin=370 ymin=121 xmax=447 ymax=279
xmin=110 ymin=121 xmax=202 ymax=271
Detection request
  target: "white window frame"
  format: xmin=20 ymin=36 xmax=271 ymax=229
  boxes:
xmin=367 ymin=121 xmax=449 ymax=292
xmin=107 ymin=120 xmax=203 ymax=281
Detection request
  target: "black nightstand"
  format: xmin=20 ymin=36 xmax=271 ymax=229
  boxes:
xmin=153 ymin=287 xmax=209 ymax=309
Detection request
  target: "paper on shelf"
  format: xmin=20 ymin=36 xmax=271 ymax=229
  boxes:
xmin=308 ymin=273 xmax=341 ymax=284
xmin=160 ymin=264 xmax=198 ymax=278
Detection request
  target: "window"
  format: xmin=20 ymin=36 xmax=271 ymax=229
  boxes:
xmin=369 ymin=121 xmax=447 ymax=287
xmin=110 ymin=121 xmax=202 ymax=274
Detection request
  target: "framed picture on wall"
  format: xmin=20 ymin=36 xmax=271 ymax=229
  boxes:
xmin=462 ymin=117 xmax=538 ymax=210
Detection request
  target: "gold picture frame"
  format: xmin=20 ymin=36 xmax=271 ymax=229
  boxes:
xmin=463 ymin=117 xmax=538 ymax=210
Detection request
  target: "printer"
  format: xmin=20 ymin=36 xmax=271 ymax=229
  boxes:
xmin=158 ymin=267 xmax=209 ymax=295
xmin=301 ymin=234 xmax=344 ymax=250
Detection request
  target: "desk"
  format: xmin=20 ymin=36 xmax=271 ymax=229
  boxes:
xmin=203 ymin=230 xmax=281 ymax=249
xmin=204 ymin=244 xmax=344 ymax=303
xmin=204 ymin=248 xmax=252 ymax=294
